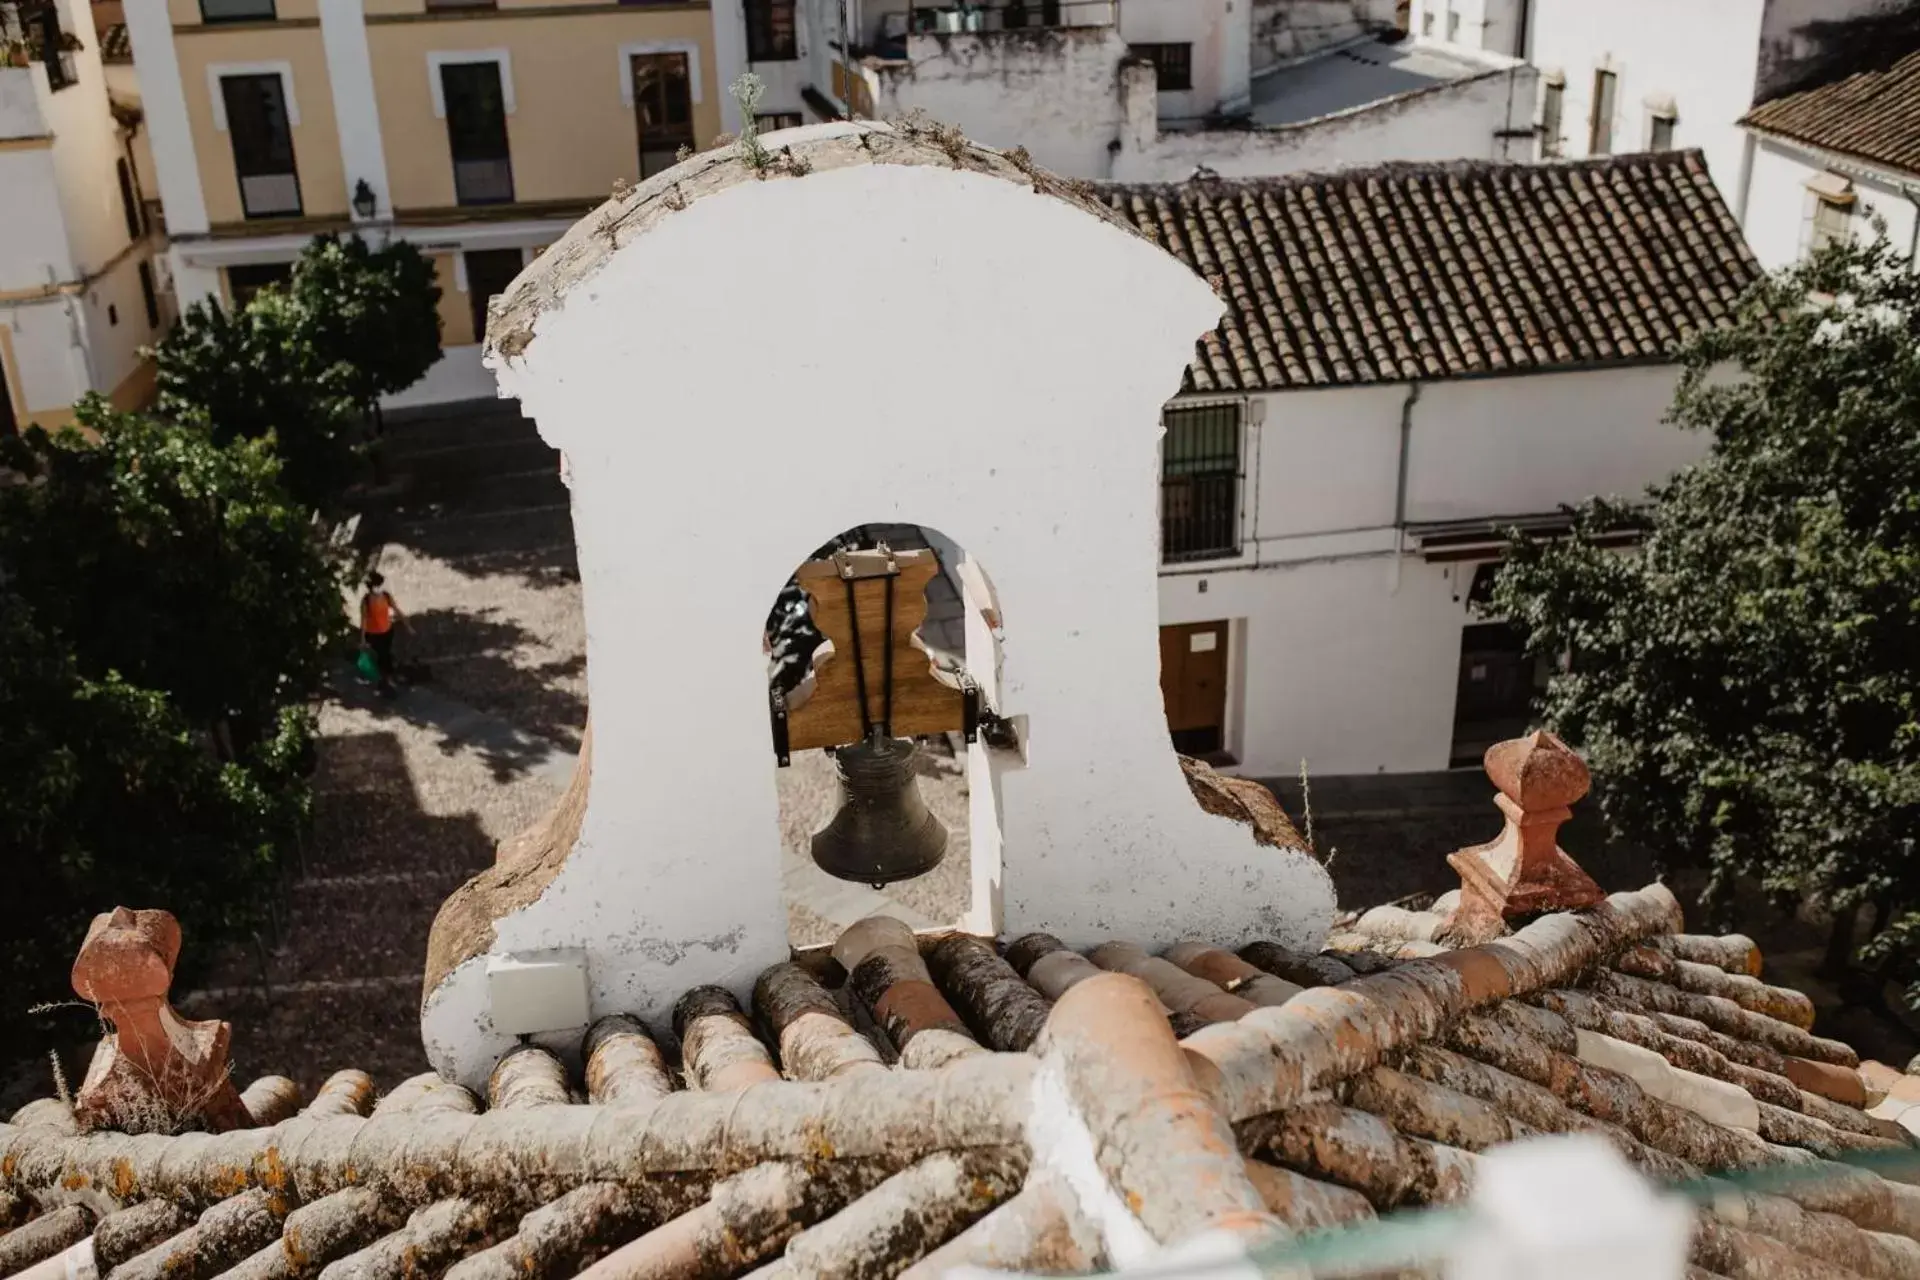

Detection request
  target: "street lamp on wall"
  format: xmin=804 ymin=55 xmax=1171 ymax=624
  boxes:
xmin=352 ymin=179 xmax=377 ymax=221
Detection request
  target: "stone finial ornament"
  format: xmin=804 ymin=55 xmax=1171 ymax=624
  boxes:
xmin=1444 ymin=732 xmax=1606 ymax=944
xmin=69 ymin=907 xmax=249 ymax=1133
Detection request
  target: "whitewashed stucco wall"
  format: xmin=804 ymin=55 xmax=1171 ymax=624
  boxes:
xmin=1402 ymin=363 xmax=1699 ymax=523
xmin=1112 ymin=64 xmax=1535 ymax=182
xmin=871 ymin=30 xmax=1130 ymax=180
xmin=1739 ymin=136 xmax=1920 ymax=271
xmin=1155 ymin=362 xmax=1704 ymax=777
xmin=1251 ymin=0 xmax=1398 ymax=72
xmin=1161 ymin=550 xmax=1472 ymax=776
xmin=1118 ymin=0 xmax=1248 ymax=119
xmin=1524 ymin=0 xmax=1765 ymax=200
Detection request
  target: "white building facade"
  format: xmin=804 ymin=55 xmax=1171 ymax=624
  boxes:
xmin=2 ymin=0 xmax=169 ymax=433
xmin=806 ymin=0 xmax=1535 ymax=182
xmin=1736 ymin=23 xmax=1920 ymax=269
xmin=1112 ymin=150 xmax=1761 ymax=778
xmin=1412 ymin=0 xmax=1917 ymax=270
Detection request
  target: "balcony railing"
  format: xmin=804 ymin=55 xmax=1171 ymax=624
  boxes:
xmin=868 ymin=0 xmax=1113 ymax=56
xmin=239 ymin=171 xmax=300 ymax=218
xmin=453 ymin=157 xmax=513 ymax=205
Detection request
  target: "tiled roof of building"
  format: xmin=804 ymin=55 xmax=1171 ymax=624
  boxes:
xmin=4 ymin=873 xmax=1917 ymax=1276
xmin=1099 ymin=151 xmax=1762 ymax=394
xmin=1742 ymin=37 xmax=1920 ymax=176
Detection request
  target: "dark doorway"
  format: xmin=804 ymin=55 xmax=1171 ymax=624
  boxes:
xmin=1160 ymin=620 xmax=1228 ymax=758
xmin=227 ymin=261 xmax=292 ymax=312
xmin=463 ymin=249 xmax=525 ymax=347
xmin=1450 ymin=620 xmax=1549 ymax=768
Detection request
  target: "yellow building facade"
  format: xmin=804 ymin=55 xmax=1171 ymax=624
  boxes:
xmin=124 ymin=0 xmax=793 ymax=404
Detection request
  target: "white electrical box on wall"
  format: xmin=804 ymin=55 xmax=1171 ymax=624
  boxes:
xmin=485 ymin=950 xmax=589 ymax=1036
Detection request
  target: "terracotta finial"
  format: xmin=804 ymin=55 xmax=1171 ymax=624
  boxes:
xmin=1444 ymin=732 xmax=1605 ymax=944
xmin=69 ymin=907 xmax=249 ymax=1133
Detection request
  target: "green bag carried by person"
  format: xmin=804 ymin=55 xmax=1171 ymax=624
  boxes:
xmin=356 ymin=648 xmax=379 ymax=682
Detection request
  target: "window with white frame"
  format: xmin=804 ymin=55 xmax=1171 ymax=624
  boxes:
xmin=1806 ymin=173 xmax=1856 ymax=255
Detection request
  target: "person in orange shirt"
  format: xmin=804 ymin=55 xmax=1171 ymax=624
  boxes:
xmin=359 ymin=571 xmax=405 ymax=695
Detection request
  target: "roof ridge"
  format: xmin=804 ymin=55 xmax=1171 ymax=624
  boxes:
xmin=1097 ymin=149 xmax=1713 ymax=197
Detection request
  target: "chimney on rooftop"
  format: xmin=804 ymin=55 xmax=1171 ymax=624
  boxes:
xmin=1443 ymin=731 xmax=1606 ymax=944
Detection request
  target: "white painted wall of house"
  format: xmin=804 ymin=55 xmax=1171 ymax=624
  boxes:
xmin=1 ymin=301 xmax=92 ymax=417
xmin=0 ymin=142 xmax=75 ymax=292
xmin=1118 ymin=0 xmax=1249 ymax=119
xmin=0 ymin=3 xmax=156 ymax=414
xmin=1739 ymin=134 xmax=1920 ymax=271
xmin=1251 ymin=0 xmax=1399 ymax=73
xmin=38 ymin=0 xmax=125 ymax=279
xmin=1155 ymin=363 xmax=1704 ymax=777
xmin=870 ymin=30 xmax=1130 ymax=179
xmin=1112 ymin=62 xmax=1535 ymax=181
xmin=1516 ymin=0 xmax=1765 ymax=196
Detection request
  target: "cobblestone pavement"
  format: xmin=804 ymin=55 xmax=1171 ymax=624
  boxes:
xmin=189 ymin=400 xmax=971 ymax=1093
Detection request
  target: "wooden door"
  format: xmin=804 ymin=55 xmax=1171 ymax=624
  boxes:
xmin=1160 ymin=620 xmax=1228 ymax=756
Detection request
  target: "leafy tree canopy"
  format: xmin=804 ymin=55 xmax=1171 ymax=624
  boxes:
xmin=151 ymin=234 xmax=441 ymax=511
xmin=1491 ymin=234 xmax=1920 ymax=1001
xmin=290 ymin=233 xmax=443 ymax=411
xmin=0 ymin=398 xmax=346 ymax=752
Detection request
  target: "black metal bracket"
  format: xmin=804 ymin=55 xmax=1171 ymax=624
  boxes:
xmin=770 ymin=686 xmax=791 ymax=767
xmin=961 ymin=675 xmax=980 ymax=744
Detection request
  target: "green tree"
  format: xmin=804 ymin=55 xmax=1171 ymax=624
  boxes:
xmin=153 ymin=289 xmax=360 ymax=512
xmin=289 ymin=233 xmax=442 ymax=419
xmin=0 ymin=586 xmax=309 ymax=1050
xmin=1490 ymin=234 xmax=1920 ymax=1003
xmin=150 ymin=233 xmax=441 ymax=511
xmin=0 ymin=399 xmax=346 ymax=753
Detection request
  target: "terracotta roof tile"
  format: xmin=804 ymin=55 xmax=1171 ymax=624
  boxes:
xmin=1103 ymin=152 xmax=1761 ymax=393
xmin=2 ymin=883 xmax=1914 ymax=1279
xmin=1743 ymin=21 xmax=1920 ymax=177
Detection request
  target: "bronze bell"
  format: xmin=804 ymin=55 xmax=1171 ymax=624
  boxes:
xmin=811 ymin=732 xmax=947 ymax=887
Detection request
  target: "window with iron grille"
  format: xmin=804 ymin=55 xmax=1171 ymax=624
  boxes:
xmin=1538 ymin=80 xmax=1564 ymax=157
xmin=746 ymin=0 xmax=797 ymax=61
xmin=22 ymin=1 xmax=76 ymax=91
xmin=1129 ymin=42 xmax=1192 ymax=92
xmin=1161 ymin=403 xmax=1241 ymax=563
